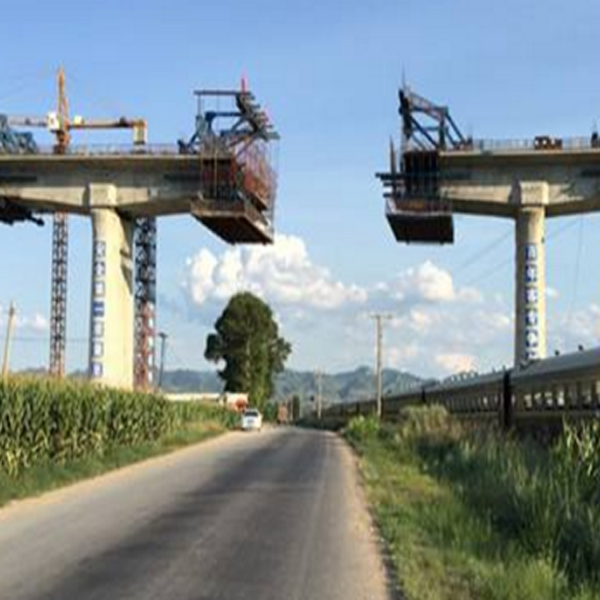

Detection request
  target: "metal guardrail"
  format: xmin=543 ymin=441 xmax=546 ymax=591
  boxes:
xmin=0 ymin=144 xmax=182 ymax=157
xmin=449 ymin=136 xmax=599 ymax=154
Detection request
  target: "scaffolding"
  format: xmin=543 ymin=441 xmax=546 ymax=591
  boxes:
xmin=49 ymin=212 xmax=68 ymax=377
xmin=377 ymin=85 xmax=469 ymax=244
xmin=134 ymin=217 xmax=157 ymax=390
xmin=180 ymin=88 xmax=279 ymax=244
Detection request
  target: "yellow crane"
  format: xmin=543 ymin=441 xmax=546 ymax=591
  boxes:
xmin=5 ymin=67 xmax=147 ymax=149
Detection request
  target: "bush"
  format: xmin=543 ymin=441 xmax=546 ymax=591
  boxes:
xmin=345 ymin=415 xmax=381 ymax=443
xmin=0 ymin=376 xmax=233 ymax=477
xmin=403 ymin=410 xmax=600 ymax=587
xmin=261 ymin=402 xmax=279 ymax=423
xmin=346 ymin=407 xmax=600 ymax=590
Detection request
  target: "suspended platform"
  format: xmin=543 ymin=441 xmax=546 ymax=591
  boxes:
xmin=191 ymin=198 xmax=272 ymax=244
xmin=385 ymin=199 xmax=454 ymax=244
xmin=378 ymin=150 xmax=454 ymax=245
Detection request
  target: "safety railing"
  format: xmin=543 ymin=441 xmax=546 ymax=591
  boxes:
xmin=11 ymin=144 xmax=182 ymax=156
xmin=447 ymin=135 xmax=599 ymax=154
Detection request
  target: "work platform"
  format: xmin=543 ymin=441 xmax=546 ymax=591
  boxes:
xmin=191 ymin=198 xmax=272 ymax=244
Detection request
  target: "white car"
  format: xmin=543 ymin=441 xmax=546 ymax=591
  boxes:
xmin=241 ymin=408 xmax=263 ymax=432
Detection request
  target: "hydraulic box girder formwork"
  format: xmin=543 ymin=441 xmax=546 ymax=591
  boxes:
xmin=378 ymin=87 xmax=468 ymax=245
xmin=179 ymin=89 xmax=279 ymax=245
xmin=381 ymin=149 xmax=454 ymax=244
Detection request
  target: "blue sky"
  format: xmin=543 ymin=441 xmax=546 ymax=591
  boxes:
xmin=1 ymin=0 xmax=600 ymax=377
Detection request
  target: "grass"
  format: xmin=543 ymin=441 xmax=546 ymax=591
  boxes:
xmin=344 ymin=409 xmax=600 ymax=600
xmin=0 ymin=416 xmax=230 ymax=508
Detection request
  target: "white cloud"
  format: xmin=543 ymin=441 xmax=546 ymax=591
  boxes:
xmin=181 ymin=235 xmax=514 ymax=378
xmin=185 ymin=234 xmax=368 ymax=311
xmin=392 ymin=260 xmax=455 ymax=303
xmin=387 ymin=344 xmax=420 ymax=368
xmin=408 ymin=309 xmax=435 ymax=332
xmin=435 ymin=352 xmax=477 ymax=374
xmin=18 ymin=313 xmax=49 ymax=332
xmin=0 ymin=306 xmax=49 ymax=332
xmin=550 ymin=303 xmax=600 ymax=352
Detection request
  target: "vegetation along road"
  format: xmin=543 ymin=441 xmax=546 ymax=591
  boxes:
xmin=0 ymin=428 xmax=392 ymax=600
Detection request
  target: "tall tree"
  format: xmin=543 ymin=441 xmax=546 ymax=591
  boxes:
xmin=205 ymin=292 xmax=291 ymax=408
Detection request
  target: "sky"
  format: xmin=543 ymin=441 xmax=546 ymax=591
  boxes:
xmin=0 ymin=0 xmax=600 ymax=378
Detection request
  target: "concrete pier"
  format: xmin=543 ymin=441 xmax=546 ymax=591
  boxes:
xmin=515 ymin=206 xmax=547 ymax=365
xmin=89 ymin=207 xmax=134 ymax=388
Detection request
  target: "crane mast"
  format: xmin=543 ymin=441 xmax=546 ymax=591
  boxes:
xmin=49 ymin=67 xmax=70 ymax=377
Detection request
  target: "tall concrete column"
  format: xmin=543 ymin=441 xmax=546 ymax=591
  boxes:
xmin=89 ymin=207 xmax=134 ymax=389
xmin=514 ymin=205 xmax=547 ymax=366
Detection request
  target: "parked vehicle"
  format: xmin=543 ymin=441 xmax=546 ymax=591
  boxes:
xmin=241 ymin=408 xmax=263 ymax=431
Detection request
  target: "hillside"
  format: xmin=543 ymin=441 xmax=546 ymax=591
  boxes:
xmin=161 ymin=366 xmax=422 ymax=403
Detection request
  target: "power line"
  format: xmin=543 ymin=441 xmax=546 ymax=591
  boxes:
xmin=67 ymin=69 xmax=128 ymax=119
xmin=452 ymin=228 xmax=512 ymax=276
xmin=0 ymin=68 xmax=55 ymax=103
xmin=461 ymin=217 xmax=582 ymax=287
xmin=0 ymin=335 xmax=88 ymax=344
xmin=565 ymin=216 xmax=584 ymax=328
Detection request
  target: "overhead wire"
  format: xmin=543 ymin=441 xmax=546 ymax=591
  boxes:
xmin=0 ymin=335 xmax=88 ymax=344
xmin=452 ymin=227 xmax=512 ymax=277
xmin=67 ymin=68 xmax=131 ymax=120
xmin=565 ymin=215 xmax=584 ymax=329
xmin=461 ymin=217 xmax=582 ymax=287
xmin=0 ymin=68 xmax=55 ymax=104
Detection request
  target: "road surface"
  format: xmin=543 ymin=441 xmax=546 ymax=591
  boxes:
xmin=0 ymin=428 xmax=392 ymax=600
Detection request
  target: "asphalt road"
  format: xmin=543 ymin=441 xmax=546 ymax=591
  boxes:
xmin=0 ymin=428 xmax=392 ymax=600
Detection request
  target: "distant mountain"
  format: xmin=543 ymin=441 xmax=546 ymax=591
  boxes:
xmin=161 ymin=369 xmax=223 ymax=394
xmin=20 ymin=365 xmax=422 ymax=403
xmin=161 ymin=366 xmax=422 ymax=404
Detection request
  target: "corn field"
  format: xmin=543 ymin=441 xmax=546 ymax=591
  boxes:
xmin=0 ymin=376 xmax=233 ymax=477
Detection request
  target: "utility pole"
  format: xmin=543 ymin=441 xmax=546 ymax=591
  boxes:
xmin=158 ymin=331 xmax=168 ymax=390
xmin=2 ymin=303 xmax=16 ymax=380
xmin=370 ymin=313 xmax=393 ymax=419
xmin=314 ymin=369 xmax=323 ymax=420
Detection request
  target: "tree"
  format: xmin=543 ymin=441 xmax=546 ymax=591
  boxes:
xmin=205 ymin=292 xmax=291 ymax=409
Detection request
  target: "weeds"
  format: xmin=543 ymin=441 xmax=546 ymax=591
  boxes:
xmin=345 ymin=408 xmax=600 ymax=599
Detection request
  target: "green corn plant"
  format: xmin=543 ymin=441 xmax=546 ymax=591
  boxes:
xmin=0 ymin=376 xmax=233 ymax=478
